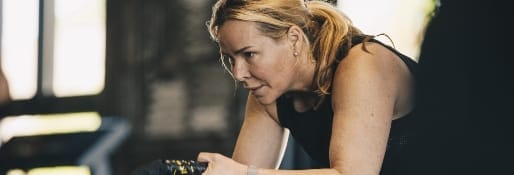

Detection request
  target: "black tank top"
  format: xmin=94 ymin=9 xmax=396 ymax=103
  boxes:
xmin=277 ymin=36 xmax=417 ymax=174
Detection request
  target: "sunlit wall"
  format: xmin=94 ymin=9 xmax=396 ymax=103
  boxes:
xmin=338 ymin=0 xmax=435 ymax=60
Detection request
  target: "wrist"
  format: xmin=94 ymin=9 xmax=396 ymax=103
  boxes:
xmin=247 ymin=165 xmax=258 ymax=175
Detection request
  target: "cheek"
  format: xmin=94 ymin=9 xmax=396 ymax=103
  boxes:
xmin=274 ymin=54 xmax=297 ymax=78
xmin=267 ymin=50 xmax=295 ymax=72
xmin=251 ymin=67 xmax=274 ymax=81
xmin=256 ymin=44 xmax=296 ymax=83
xmin=256 ymin=60 xmax=295 ymax=88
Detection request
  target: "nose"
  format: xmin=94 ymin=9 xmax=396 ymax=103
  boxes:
xmin=232 ymin=60 xmax=250 ymax=83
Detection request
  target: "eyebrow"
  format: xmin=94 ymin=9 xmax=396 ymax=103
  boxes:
xmin=222 ymin=46 xmax=253 ymax=56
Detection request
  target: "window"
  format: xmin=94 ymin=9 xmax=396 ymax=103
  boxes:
xmin=1 ymin=0 xmax=39 ymax=100
xmin=0 ymin=2 xmax=108 ymax=172
xmin=1 ymin=0 xmax=106 ymax=99
xmin=52 ymin=0 xmax=106 ymax=97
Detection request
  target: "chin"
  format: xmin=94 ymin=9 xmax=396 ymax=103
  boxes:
xmin=254 ymin=94 xmax=278 ymax=106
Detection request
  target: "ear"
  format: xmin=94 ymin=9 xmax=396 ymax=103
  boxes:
xmin=286 ymin=25 xmax=305 ymax=54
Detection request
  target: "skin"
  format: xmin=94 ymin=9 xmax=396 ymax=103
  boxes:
xmin=198 ymin=20 xmax=415 ymax=175
xmin=0 ymin=67 xmax=10 ymax=106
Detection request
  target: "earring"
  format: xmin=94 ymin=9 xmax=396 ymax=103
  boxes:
xmin=293 ymin=52 xmax=299 ymax=56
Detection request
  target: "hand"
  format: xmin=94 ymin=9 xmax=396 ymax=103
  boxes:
xmin=197 ymin=152 xmax=247 ymax=175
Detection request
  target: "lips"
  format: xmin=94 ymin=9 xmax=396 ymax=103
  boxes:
xmin=248 ymin=85 xmax=264 ymax=95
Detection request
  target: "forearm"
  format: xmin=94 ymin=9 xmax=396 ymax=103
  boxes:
xmin=253 ymin=167 xmax=341 ymax=175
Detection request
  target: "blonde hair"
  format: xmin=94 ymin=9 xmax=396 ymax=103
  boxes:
xmin=207 ymin=0 xmax=364 ymax=96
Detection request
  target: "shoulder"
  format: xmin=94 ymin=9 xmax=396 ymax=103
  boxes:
xmin=334 ymin=42 xmax=403 ymax=82
xmin=331 ymin=41 xmax=407 ymax=104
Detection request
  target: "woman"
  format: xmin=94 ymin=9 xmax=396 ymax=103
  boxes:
xmin=198 ymin=0 xmax=417 ymax=174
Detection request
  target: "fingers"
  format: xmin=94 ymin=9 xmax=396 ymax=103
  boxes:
xmin=197 ymin=153 xmax=247 ymax=175
xmin=197 ymin=152 xmax=220 ymax=175
xmin=197 ymin=152 xmax=218 ymax=163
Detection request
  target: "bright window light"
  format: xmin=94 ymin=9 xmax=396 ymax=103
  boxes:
xmin=0 ymin=112 xmax=102 ymax=142
xmin=7 ymin=166 xmax=91 ymax=175
xmin=6 ymin=169 xmax=25 ymax=175
xmin=338 ymin=0 xmax=434 ymax=59
xmin=52 ymin=0 xmax=106 ymax=97
xmin=1 ymin=0 xmax=39 ymax=100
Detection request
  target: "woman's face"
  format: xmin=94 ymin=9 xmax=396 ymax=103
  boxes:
xmin=218 ymin=20 xmax=300 ymax=105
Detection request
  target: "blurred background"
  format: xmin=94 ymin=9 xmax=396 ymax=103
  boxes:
xmin=0 ymin=0 xmax=448 ymax=174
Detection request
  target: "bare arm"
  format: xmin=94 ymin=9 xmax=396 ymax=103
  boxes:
xmin=231 ymin=93 xmax=286 ymax=168
xmin=198 ymin=94 xmax=287 ymax=174
xmin=328 ymin=42 xmax=406 ymax=175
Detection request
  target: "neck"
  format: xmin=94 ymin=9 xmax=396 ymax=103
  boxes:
xmin=291 ymin=53 xmax=317 ymax=93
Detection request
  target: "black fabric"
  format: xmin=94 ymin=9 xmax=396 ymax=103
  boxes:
xmin=277 ymin=37 xmax=417 ymax=174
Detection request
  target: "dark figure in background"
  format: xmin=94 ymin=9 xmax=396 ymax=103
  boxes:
xmin=410 ymin=0 xmax=514 ymax=174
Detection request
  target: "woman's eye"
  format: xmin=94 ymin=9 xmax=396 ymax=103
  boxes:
xmin=243 ymin=52 xmax=254 ymax=58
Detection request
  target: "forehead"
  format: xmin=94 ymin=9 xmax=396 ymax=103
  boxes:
xmin=217 ymin=20 xmax=266 ymax=52
xmin=219 ymin=19 xmax=255 ymax=30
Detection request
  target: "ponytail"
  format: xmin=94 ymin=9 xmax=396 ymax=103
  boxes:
xmin=305 ymin=1 xmax=363 ymax=96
